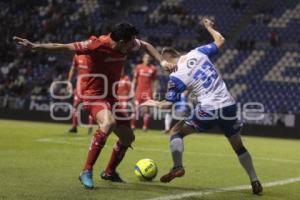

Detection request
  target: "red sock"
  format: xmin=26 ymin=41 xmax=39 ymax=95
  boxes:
xmin=143 ymin=113 xmax=150 ymax=129
xmin=131 ymin=113 xmax=136 ymax=129
xmin=72 ymin=109 xmax=78 ymax=128
xmin=83 ymin=129 xmax=108 ymax=171
xmin=88 ymin=114 xmax=93 ymax=127
xmin=105 ymin=140 xmax=128 ymax=175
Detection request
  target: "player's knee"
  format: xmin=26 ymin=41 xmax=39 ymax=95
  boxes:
xmin=170 ymin=133 xmax=184 ymax=141
xmin=234 ymin=146 xmax=248 ymax=156
xmin=170 ymin=125 xmax=179 ymax=134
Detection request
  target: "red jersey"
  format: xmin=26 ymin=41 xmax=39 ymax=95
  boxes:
xmin=74 ymin=34 xmax=141 ymax=101
xmin=117 ymin=75 xmax=132 ymax=100
xmin=134 ymin=64 xmax=157 ymax=96
xmin=72 ymin=55 xmax=89 ymax=92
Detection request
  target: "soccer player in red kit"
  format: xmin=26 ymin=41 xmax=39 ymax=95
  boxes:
xmin=131 ymin=53 xmax=157 ymax=131
xmin=67 ymin=54 xmax=94 ymax=134
xmin=14 ymin=23 xmax=175 ymax=189
xmin=116 ymin=70 xmax=132 ymax=110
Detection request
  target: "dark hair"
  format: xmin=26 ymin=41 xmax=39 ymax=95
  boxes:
xmin=110 ymin=22 xmax=139 ymax=42
xmin=161 ymin=47 xmax=181 ymax=58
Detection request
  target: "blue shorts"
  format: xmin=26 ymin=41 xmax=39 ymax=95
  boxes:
xmin=185 ymin=104 xmax=243 ymax=138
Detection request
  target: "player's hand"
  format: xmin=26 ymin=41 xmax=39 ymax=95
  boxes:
xmin=202 ymin=17 xmax=214 ymax=29
xmin=141 ymin=99 xmax=158 ymax=107
xmin=13 ymin=36 xmax=36 ymax=49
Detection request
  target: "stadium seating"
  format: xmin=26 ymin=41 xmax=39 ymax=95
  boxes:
xmin=0 ymin=0 xmax=299 ymax=114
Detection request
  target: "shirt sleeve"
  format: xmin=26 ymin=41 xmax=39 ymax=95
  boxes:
xmin=165 ymin=76 xmax=187 ymax=102
xmin=73 ymin=36 xmax=102 ymax=55
xmin=197 ymin=42 xmax=219 ymax=57
xmin=131 ymin=39 xmax=142 ymax=52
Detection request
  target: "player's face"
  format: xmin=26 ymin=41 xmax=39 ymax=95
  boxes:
xmin=143 ymin=54 xmax=150 ymax=64
xmin=162 ymin=53 xmax=177 ymax=65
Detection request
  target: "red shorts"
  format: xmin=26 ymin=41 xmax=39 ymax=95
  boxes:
xmin=135 ymin=93 xmax=152 ymax=105
xmin=84 ymin=99 xmax=130 ymax=127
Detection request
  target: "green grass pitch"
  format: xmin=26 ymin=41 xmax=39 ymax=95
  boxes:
xmin=0 ymin=119 xmax=300 ymax=200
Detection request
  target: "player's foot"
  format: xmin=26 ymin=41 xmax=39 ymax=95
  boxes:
xmin=87 ymin=127 xmax=93 ymax=135
xmin=67 ymin=127 xmax=77 ymax=133
xmin=251 ymin=180 xmax=263 ymax=195
xmin=160 ymin=166 xmax=185 ymax=183
xmin=163 ymin=129 xmax=170 ymax=134
xmin=142 ymin=127 xmax=147 ymax=132
xmin=79 ymin=170 xmax=94 ymax=189
xmin=100 ymin=171 xmax=126 ymax=183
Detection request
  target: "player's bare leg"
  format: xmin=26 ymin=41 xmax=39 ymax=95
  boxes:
xmin=79 ymin=109 xmax=116 ymax=189
xmin=160 ymin=121 xmax=195 ymax=183
xmin=67 ymin=91 xmax=83 ymax=133
xmin=130 ymin=101 xmax=138 ymax=130
xmin=87 ymin=114 xmax=93 ymax=135
xmin=164 ymin=112 xmax=172 ymax=133
xmin=228 ymin=134 xmax=263 ymax=195
xmin=67 ymin=104 xmax=79 ymax=133
xmin=101 ymin=124 xmax=135 ymax=183
xmin=142 ymin=105 xmax=150 ymax=131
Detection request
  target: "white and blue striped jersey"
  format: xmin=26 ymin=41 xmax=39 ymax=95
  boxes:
xmin=166 ymin=43 xmax=235 ymax=110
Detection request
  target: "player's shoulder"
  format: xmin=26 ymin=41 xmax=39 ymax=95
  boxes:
xmin=85 ymin=34 xmax=112 ymax=50
xmin=131 ymin=39 xmax=142 ymax=51
xmin=195 ymin=42 xmax=219 ymax=57
xmin=97 ymin=34 xmax=112 ymax=47
xmin=197 ymin=42 xmax=217 ymax=50
xmin=176 ymin=52 xmax=202 ymax=70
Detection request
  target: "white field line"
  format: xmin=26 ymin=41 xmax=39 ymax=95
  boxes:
xmin=36 ymin=138 xmax=300 ymax=164
xmin=144 ymin=176 xmax=300 ymax=200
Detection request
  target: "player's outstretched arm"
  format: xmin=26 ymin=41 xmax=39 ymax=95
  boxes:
xmin=140 ymin=40 xmax=177 ymax=72
xmin=67 ymin=66 xmax=75 ymax=83
xmin=141 ymin=99 xmax=172 ymax=109
xmin=202 ymin=18 xmax=225 ymax=48
xmin=13 ymin=36 xmax=76 ymax=52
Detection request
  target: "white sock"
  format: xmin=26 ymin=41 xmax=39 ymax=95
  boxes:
xmin=170 ymin=135 xmax=184 ymax=168
xmin=165 ymin=112 xmax=172 ymax=130
xmin=238 ymin=151 xmax=258 ymax=182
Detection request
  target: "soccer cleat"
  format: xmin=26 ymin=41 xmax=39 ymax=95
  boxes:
xmin=67 ymin=127 xmax=77 ymax=133
xmin=79 ymin=170 xmax=94 ymax=189
xmin=100 ymin=171 xmax=126 ymax=183
xmin=160 ymin=166 xmax=185 ymax=183
xmin=142 ymin=127 xmax=148 ymax=132
xmin=251 ymin=180 xmax=263 ymax=195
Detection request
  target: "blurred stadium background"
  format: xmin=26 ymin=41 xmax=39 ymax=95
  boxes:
xmin=0 ymin=0 xmax=299 ymax=137
xmin=1 ymin=0 xmax=300 ymax=200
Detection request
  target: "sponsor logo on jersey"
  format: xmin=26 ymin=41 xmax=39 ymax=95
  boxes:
xmin=187 ymin=58 xmax=197 ymax=69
